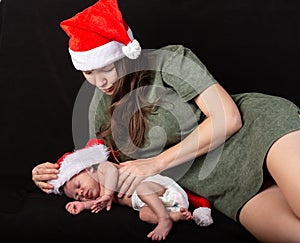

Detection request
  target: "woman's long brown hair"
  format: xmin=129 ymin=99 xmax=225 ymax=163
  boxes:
xmin=97 ymin=59 xmax=156 ymax=161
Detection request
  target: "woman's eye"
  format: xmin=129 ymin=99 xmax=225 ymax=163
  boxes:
xmin=83 ymin=70 xmax=93 ymax=75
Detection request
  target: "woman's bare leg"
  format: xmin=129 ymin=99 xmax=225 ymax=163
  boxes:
xmin=239 ymin=185 xmax=300 ymax=242
xmin=239 ymin=131 xmax=300 ymax=242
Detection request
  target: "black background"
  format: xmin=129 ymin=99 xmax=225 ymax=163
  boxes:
xmin=0 ymin=0 xmax=299 ymax=242
xmin=1 ymin=0 xmax=299 ymax=177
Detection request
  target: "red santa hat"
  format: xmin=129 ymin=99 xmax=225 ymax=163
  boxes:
xmin=60 ymin=0 xmax=141 ymax=71
xmin=48 ymin=139 xmax=110 ymax=195
xmin=185 ymin=189 xmax=214 ymax=226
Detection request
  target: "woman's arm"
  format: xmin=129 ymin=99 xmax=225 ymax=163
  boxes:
xmin=97 ymin=161 xmax=119 ymax=195
xmin=156 ymin=83 xmax=242 ymax=168
xmin=117 ymin=83 xmax=242 ymax=197
xmin=93 ymin=161 xmax=119 ymax=211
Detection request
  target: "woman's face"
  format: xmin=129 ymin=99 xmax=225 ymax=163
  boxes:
xmin=82 ymin=63 xmax=118 ymax=95
xmin=63 ymin=170 xmax=100 ymax=201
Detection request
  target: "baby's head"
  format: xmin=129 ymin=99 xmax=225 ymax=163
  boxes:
xmin=63 ymin=166 xmax=100 ymax=201
xmin=47 ymin=138 xmax=109 ymax=195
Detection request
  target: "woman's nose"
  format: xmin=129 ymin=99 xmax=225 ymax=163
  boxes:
xmin=96 ymin=77 xmax=107 ymax=87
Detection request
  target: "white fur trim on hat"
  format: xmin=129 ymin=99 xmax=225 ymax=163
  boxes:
xmin=69 ymin=28 xmax=139 ymax=71
xmin=122 ymin=39 xmax=141 ymax=59
xmin=192 ymin=207 xmax=214 ymax=226
xmin=69 ymin=40 xmax=126 ymax=71
xmin=48 ymin=144 xmax=109 ymax=195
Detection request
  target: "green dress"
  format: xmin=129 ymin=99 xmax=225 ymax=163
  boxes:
xmin=88 ymin=45 xmax=300 ymax=221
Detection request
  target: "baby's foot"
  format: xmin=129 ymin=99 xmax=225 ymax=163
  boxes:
xmin=147 ymin=217 xmax=173 ymax=241
xmin=170 ymin=207 xmax=193 ymax=222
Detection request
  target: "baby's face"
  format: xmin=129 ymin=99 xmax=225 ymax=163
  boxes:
xmin=63 ymin=170 xmax=100 ymax=201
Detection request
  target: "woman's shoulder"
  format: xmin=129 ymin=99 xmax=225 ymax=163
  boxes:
xmin=158 ymin=44 xmax=195 ymax=57
xmin=157 ymin=44 xmax=205 ymax=68
xmin=159 ymin=44 xmax=190 ymax=52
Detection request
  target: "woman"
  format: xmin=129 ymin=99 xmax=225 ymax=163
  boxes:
xmin=32 ymin=0 xmax=300 ymax=242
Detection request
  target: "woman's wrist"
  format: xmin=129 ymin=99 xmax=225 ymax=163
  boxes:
xmin=155 ymin=142 xmax=190 ymax=171
xmin=152 ymin=155 xmax=169 ymax=173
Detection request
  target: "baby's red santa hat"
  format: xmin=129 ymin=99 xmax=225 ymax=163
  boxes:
xmin=48 ymin=139 xmax=110 ymax=195
xmin=185 ymin=189 xmax=214 ymax=226
xmin=60 ymin=0 xmax=141 ymax=71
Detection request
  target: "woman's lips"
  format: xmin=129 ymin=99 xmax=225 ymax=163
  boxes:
xmin=103 ymin=87 xmax=113 ymax=93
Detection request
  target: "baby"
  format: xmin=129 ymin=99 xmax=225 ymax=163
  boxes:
xmin=48 ymin=139 xmax=193 ymax=241
xmin=62 ymin=161 xmax=193 ymax=241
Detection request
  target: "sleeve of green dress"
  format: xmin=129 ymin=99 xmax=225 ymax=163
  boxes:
xmin=160 ymin=45 xmax=218 ymax=101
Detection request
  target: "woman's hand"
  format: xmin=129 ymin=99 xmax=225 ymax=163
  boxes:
xmin=116 ymin=158 xmax=161 ymax=198
xmin=32 ymin=162 xmax=59 ymax=194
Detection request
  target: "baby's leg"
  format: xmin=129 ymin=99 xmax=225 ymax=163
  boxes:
xmin=139 ymin=206 xmax=192 ymax=241
xmin=136 ymin=181 xmax=172 ymax=241
xmin=139 ymin=206 xmax=159 ymax=224
xmin=139 ymin=206 xmax=193 ymax=223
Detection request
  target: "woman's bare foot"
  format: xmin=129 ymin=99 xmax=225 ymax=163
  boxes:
xmin=169 ymin=207 xmax=193 ymax=222
xmin=147 ymin=217 xmax=173 ymax=241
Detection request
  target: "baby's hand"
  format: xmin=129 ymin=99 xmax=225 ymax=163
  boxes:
xmin=91 ymin=195 xmax=113 ymax=213
xmin=65 ymin=201 xmax=85 ymax=215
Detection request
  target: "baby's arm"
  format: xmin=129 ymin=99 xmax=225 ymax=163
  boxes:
xmin=65 ymin=200 xmax=96 ymax=215
xmin=91 ymin=162 xmax=119 ymax=212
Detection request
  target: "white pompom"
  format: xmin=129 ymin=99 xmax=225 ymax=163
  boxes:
xmin=192 ymin=207 xmax=214 ymax=227
xmin=122 ymin=39 xmax=141 ymax=59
